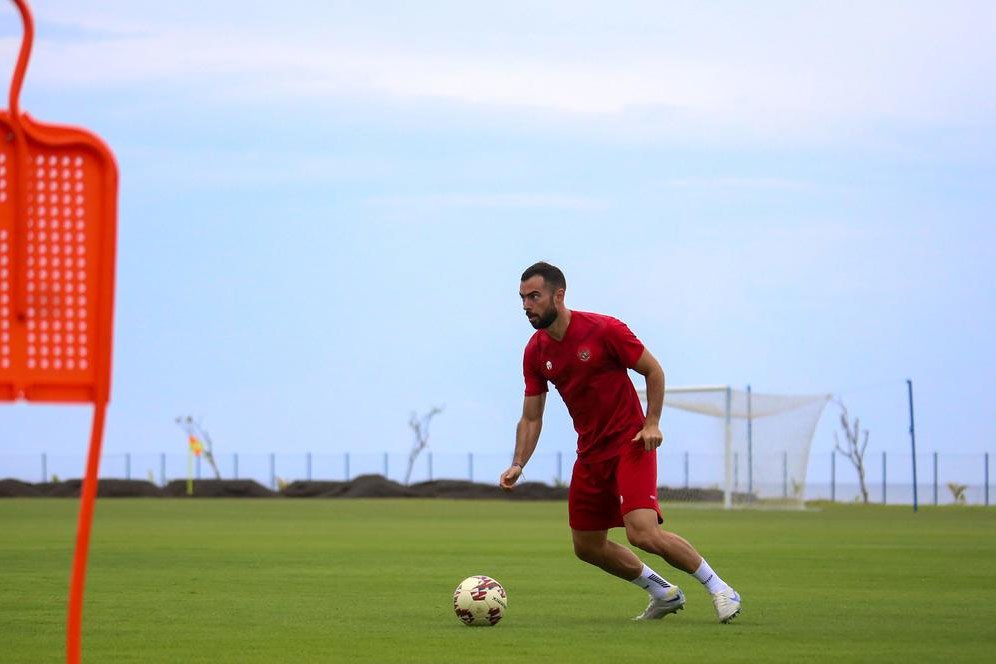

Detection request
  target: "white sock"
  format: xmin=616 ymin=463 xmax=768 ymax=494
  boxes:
xmin=630 ymin=564 xmax=673 ymax=599
xmin=693 ymin=559 xmax=729 ymax=595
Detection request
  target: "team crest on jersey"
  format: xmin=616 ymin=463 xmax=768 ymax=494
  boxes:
xmin=545 ymin=360 xmax=553 ymax=371
xmin=577 ymin=347 xmax=591 ymax=362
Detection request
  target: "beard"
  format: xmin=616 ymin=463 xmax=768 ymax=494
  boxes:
xmin=528 ymin=307 xmax=558 ymax=330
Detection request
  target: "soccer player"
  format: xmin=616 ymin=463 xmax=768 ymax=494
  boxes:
xmin=499 ymin=261 xmax=742 ymax=623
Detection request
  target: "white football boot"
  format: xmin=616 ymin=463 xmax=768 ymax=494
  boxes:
xmin=632 ymin=585 xmax=686 ymax=620
xmin=712 ymin=587 xmax=742 ymax=623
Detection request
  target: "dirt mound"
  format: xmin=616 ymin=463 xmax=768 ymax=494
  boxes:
xmin=409 ymin=479 xmax=567 ymax=500
xmin=33 ymin=480 xmax=81 ymax=497
xmin=97 ymin=480 xmax=162 ymax=497
xmin=340 ymin=474 xmax=420 ymax=498
xmin=0 ymin=479 xmax=44 ymax=497
xmin=280 ymin=481 xmax=349 ymax=498
xmin=659 ymin=487 xmax=725 ymax=503
xmin=162 ymin=480 xmax=276 ymax=498
xmin=28 ymin=479 xmax=163 ymax=497
xmin=1 ymin=475 xmax=725 ymax=502
xmin=411 ymin=479 xmax=505 ymax=499
xmin=506 ymin=481 xmax=569 ymax=500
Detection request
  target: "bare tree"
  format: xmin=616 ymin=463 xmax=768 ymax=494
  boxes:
xmin=833 ymin=399 xmax=870 ymax=504
xmin=175 ymin=416 xmax=222 ymax=480
xmin=947 ymin=482 xmax=968 ymax=505
xmin=405 ymin=406 xmax=443 ymax=485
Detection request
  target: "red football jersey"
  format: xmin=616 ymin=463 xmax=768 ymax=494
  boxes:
xmin=523 ymin=310 xmax=647 ymax=461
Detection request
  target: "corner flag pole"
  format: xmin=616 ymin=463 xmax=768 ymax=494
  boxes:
xmin=187 ymin=445 xmax=194 ymax=496
xmin=907 ymin=379 xmax=918 ymax=513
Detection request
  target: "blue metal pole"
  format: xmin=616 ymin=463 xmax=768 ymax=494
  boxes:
xmin=468 ymin=452 xmax=474 ymax=482
xmin=126 ymin=453 xmax=131 ymax=481
xmin=908 ymin=379 xmax=918 ymax=512
xmin=683 ymin=451 xmax=689 ymax=489
xmin=42 ymin=452 xmax=47 ymax=483
xmin=160 ymin=453 xmax=166 ymax=487
xmin=831 ymin=450 xmax=836 ymax=503
xmin=986 ymin=453 xmax=990 ymax=507
xmin=306 ymin=452 xmax=312 ymax=481
xmin=383 ymin=452 xmax=389 ymax=478
xmin=747 ymin=384 xmax=753 ymax=500
xmin=557 ymin=451 xmax=563 ymax=485
xmin=933 ymin=451 xmax=938 ymax=506
xmin=270 ymin=452 xmax=276 ymax=489
xmin=345 ymin=453 xmax=350 ymax=481
xmin=428 ymin=452 xmax=433 ymax=482
xmin=233 ymin=453 xmax=239 ymax=480
xmin=882 ymin=451 xmax=886 ymax=504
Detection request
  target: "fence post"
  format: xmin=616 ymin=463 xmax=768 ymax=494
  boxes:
xmin=882 ymin=451 xmax=886 ymax=504
xmin=933 ymin=451 xmax=938 ymax=506
xmin=985 ymin=452 xmax=990 ymax=507
xmin=233 ymin=453 xmax=239 ymax=480
xmin=683 ymin=451 xmax=689 ymax=489
xmin=830 ymin=450 xmax=836 ymax=502
xmin=345 ymin=453 xmax=350 ymax=481
xmin=468 ymin=452 xmax=474 ymax=482
xmin=41 ymin=452 xmax=47 ymax=483
xmin=908 ymin=379 xmax=918 ymax=512
xmin=746 ymin=384 xmax=753 ymax=499
xmin=125 ymin=453 xmax=131 ymax=481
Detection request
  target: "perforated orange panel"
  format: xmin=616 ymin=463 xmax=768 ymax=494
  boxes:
xmin=1 ymin=151 xmax=11 ymax=372
xmin=25 ymin=151 xmax=94 ymax=375
xmin=0 ymin=123 xmax=116 ymax=403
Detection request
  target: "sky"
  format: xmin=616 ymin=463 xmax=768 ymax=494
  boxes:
xmin=1 ymin=1 xmax=994 ymax=486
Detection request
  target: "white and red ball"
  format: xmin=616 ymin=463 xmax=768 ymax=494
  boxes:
xmin=452 ymin=575 xmax=507 ymax=626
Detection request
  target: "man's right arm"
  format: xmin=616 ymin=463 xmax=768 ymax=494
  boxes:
xmin=499 ymin=393 xmax=546 ymax=490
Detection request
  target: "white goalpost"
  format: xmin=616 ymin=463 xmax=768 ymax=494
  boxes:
xmin=639 ymin=385 xmax=831 ymax=509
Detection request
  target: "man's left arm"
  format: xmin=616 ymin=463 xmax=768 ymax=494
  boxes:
xmin=631 ymin=349 xmax=665 ymax=451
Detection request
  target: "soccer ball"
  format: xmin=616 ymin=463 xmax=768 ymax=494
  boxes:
xmin=452 ymin=575 xmax=507 ymax=626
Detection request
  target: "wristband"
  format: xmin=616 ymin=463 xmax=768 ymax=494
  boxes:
xmin=511 ymin=462 xmax=524 ymax=469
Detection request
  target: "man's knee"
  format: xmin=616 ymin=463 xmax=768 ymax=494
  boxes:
xmin=625 ymin=525 xmax=660 ymax=552
xmin=572 ymin=535 xmax=607 ymax=565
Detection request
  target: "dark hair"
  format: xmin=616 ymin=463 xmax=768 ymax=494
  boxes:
xmin=521 ymin=261 xmax=566 ymax=292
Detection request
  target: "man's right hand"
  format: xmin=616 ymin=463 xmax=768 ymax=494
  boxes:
xmin=499 ymin=465 xmax=523 ymax=491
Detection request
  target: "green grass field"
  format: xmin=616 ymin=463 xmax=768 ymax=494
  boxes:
xmin=1 ymin=499 xmax=995 ymax=663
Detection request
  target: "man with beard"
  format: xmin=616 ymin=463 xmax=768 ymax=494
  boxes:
xmin=499 ymin=261 xmax=741 ymax=623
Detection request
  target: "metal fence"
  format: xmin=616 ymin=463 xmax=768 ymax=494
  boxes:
xmin=1 ymin=449 xmax=991 ymax=506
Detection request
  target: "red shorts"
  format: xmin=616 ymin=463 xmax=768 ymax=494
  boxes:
xmin=568 ymin=442 xmax=662 ymax=531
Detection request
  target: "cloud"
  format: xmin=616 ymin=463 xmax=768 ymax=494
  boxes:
xmin=2 ymin=1 xmax=994 ymax=145
xmin=368 ymin=193 xmax=608 ymax=211
xmin=663 ymin=177 xmax=815 ymax=192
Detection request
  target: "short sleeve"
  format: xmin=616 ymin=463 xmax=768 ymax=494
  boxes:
xmin=523 ymin=339 xmax=548 ymax=396
xmin=603 ymin=317 xmax=645 ymax=369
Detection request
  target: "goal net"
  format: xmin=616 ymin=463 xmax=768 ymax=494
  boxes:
xmin=641 ymin=386 xmax=830 ymax=509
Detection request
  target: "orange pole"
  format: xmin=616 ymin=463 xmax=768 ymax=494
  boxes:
xmin=66 ymin=401 xmax=108 ymax=664
xmin=9 ymin=0 xmax=33 ymax=118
